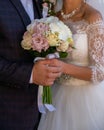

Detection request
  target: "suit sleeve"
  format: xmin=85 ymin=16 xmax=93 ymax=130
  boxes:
xmin=0 ymin=56 xmax=34 ymax=88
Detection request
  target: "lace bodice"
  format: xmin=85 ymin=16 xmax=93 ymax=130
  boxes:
xmin=62 ymin=19 xmax=104 ymax=83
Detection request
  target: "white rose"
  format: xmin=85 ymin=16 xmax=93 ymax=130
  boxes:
xmin=57 ymin=21 xmax=72 ymax=40
xmin=49 ymin=20 xmax=72 ymax=41
xmin=27 ymin=21 xmax=37 ymax=34
xmin=45 ymin=16 xmax=59 ymax=23
xmin=49 ymin=23 xmax=61 ymax=33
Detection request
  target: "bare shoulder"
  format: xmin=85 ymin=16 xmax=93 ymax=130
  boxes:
xmin=84 ymin=4 xmax=103 ymax=24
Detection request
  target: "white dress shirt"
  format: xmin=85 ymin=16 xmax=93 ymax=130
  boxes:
xmin=20 ymin=0 xmax=34 ymax=21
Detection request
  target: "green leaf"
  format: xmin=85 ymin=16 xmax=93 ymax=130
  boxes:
xmin=59 ymin=52 xmax=68 ymax=58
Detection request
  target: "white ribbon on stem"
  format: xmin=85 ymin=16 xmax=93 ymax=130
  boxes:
xmin=34 ymin=52 xmax=59 ymax=113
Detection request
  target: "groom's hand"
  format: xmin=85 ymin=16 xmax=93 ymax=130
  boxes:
xmin=32 ymin=59 xmax=62 ymax=86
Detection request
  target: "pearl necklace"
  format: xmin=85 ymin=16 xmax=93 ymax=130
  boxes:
xmin=61 ymin=6 xmax=80 ymax=20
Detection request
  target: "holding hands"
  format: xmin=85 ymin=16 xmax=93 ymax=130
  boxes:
xmin=32 ymin=59 xmax=64 ymax=86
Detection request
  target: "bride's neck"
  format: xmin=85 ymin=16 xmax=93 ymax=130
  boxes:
xmin=61 ymin=1 xmax=86 ymax=20
xmin=62 ymin=3 xmax=74 ymax=14
xmin=62 ymin=1 xmax=85 ymax=14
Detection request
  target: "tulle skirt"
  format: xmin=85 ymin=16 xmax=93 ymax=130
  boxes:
xmin=38 ymin=78 xmax=104 ymax=130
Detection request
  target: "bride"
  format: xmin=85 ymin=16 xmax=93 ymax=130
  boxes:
xmin=38 ymin=0 xmax=104 ymax=130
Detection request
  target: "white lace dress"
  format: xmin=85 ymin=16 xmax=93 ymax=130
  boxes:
xmin=38 ymin=19 xmax=104 ymax=130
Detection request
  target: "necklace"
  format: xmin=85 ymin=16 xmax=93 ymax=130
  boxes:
xmin=61 ymin=6 xmax=80 ymax=20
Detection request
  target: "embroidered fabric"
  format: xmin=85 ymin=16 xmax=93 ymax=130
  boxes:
xmin=38 ymin=1 xmax=104 ymax=130
xmin=59 ymin=19 xmax=104 ymax=83
xmin=87 ymin=20 xmax=104 ymax=83
xmin=38 ymin=18 xmax=104 ymax=130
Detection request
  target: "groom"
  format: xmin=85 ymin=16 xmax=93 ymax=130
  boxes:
xmin=0 ymin=0 xmax=61 ymax=130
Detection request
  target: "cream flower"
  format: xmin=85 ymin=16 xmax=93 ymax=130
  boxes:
xmin=21 ymin=32 xmax=32 ymax=50
xmin=57 ymin=40 xmax=69 ymax=52
xmin=47 ymin=32 xmax=60 ymax=46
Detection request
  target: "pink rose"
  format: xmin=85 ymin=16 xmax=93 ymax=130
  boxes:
xmin=32 ymin=33 xmax=49 ymax=52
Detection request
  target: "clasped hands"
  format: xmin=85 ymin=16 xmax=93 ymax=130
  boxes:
xmin=32 ymin=58 xmax=64 ymax=86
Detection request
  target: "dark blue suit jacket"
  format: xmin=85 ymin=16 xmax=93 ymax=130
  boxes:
xmin=0 ymin=0 xmax=42 ymax=130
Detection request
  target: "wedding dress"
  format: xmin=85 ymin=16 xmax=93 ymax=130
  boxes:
xmin=38 ymin=17 xmax=104 ymax=130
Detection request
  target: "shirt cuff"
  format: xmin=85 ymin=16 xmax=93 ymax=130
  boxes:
xmin=29 ymin=70 xmax=33 ymax=83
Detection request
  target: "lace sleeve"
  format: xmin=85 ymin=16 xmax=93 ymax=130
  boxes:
xmin=87 ymin=20 xmax=104 ymax=83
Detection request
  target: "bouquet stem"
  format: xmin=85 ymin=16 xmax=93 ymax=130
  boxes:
xmin=42 ymin=86 xmax=52 ymax=104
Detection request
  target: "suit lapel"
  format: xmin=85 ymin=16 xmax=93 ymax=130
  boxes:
xmin=9 ymin=0 xmax=31 ymax=27
xmin=33 ymin=0 xmax=43 ymax=18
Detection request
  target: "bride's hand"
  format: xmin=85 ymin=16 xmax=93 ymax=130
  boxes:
xmin=48 ymin=59 xmax=66 ymax=75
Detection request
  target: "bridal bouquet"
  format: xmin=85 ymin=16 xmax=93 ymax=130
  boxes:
xmin=21 ymin=16 xmax=74 ymax=113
